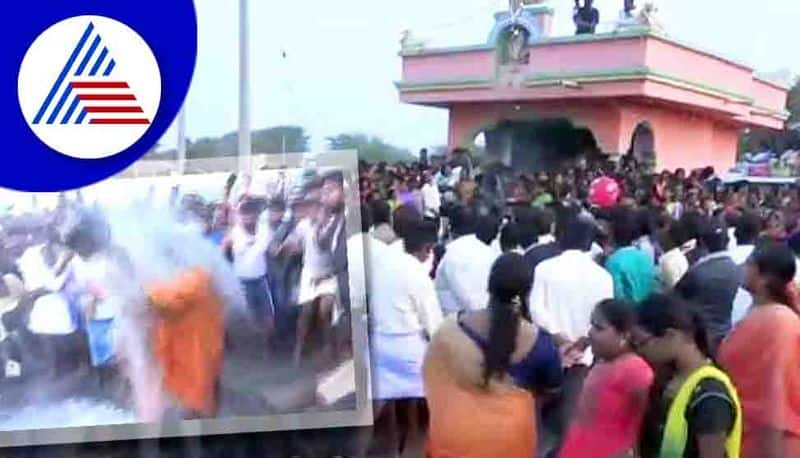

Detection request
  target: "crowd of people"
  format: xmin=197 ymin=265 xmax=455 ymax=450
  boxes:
xmin=0 ymin=168 xmax=354 ymax=423
xmin=354 ymin=153 xmax=800 ymax=457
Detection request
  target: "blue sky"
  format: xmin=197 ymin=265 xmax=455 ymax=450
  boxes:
xmin=158 ymin=0 xmax=799 ymax=154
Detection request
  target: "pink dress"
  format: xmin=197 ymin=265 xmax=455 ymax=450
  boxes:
xmin=560 ymin=354 xmax=654 ymax=458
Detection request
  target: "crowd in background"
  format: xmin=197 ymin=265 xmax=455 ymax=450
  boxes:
xmin=355 ymin=152 xmax=800 ymax=457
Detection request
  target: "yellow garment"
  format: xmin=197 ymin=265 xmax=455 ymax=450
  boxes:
xmin=661 ymin=365 xmax=742 ymax=458
xmin=147 ymin=268 xmax=224 ymax=416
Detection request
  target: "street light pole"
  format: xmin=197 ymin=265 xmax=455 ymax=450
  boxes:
xmin=177 ymin=107 xmax=187 ymax=175
xmin=238 ymin=0 xmax=252 ymax=173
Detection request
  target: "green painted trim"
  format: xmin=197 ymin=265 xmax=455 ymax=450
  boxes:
xmin=751 ymin=105 xmax=791 ymax=120
xmin=516 ymin=66 xmax=755 ymax=103
xmin=399 ymin=44 xmax=493 ymax=57
xmin=395 ymin=78 xmax=493 ymax=92
xmin=753 ymin=75 xmax=792 ymax=91
xmin=397 ymin=68 xmax=788 ymax=120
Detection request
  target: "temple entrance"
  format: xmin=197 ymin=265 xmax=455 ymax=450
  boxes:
xmin=629 ymin=122 xmax=656 ymax=170
xmin=479 ymin=118 xmax=600 ymax=172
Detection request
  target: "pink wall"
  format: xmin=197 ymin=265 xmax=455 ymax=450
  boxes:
xmin=620 ymin=102 xmax=737 ymax=173
xmin=400 ymin=35 xmax=788 ymax=131
xmin=525 ymin=38 xmax=647 ymax=74
xmin=402 ymin=50 xmax=495 ymax=82
xmin=644 ymin=38 xmax=752 ymax=97
xmin=752 ymin=79 xmax=790 ymax=112
xmin=448 ymin=100 xmax=740 ymax=174
xmin=448 ymin=101 xmax=623 ymax=156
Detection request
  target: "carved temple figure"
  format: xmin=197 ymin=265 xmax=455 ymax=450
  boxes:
xmin=507 ymin=26 xmax=530 ymax=64
xmin=639 ymin=1 xmax=664 ymax=32
xmin=400 ymin=29 xmax=427 ymax=53
xmin=615 ymin=0 xmax=664 ymax=33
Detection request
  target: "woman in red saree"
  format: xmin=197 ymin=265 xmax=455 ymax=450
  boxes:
xmin=719 ymin=242 xmax=800 ymax=457
xmin=423 ymin=253 xmax=563 ymax=457
xmin=560 ymin=299 xmax=654 ymax=458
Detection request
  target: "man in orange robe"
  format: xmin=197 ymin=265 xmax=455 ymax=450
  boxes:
xmin=147 ymin=267 xmax=225 ymax=418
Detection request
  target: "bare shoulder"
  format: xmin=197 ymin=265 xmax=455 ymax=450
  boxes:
xmin=511 ymin=320 xmax=539 ymax=362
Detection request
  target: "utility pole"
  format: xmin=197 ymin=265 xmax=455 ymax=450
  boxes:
xmin=177 ymin=107 xmax=187 ymax=175
xmin=238 ymin=0 xmax=252 ymax=173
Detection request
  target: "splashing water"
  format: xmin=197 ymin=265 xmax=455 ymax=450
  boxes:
xmin=56 ymin=202 xmax=248 ymax=422
xmin=0 ymin=398 xmax=135 ymax=431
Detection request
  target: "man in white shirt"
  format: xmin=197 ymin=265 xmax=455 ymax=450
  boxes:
xmin=388 ymin=204 xmax=436 ymax=276
xmin=529 ymin=213 xmax=613 ymax=440
xmin=420 ymin=171 xmax=441 ymax=220
xmin=729 ymin=211 xmax=759 ymax=265
xmin=369 ymin=219 xmax=442 ymax=401
xmin=224 ymin=198 xmax=275 ymax=341
xmin=729 ymin=212 xmax=760 ymax=325
xmin=530 ymin=214 xmax=613 ymax=363
xmin=435 ymin=206 xmax=499 ymax=315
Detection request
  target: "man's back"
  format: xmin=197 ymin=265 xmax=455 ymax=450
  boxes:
xmin=675 ymin=254 xmax=741 ymax=351
xmin=435 ymin=235 xmax=499 ymax=315
xmin=523 ymin=241 xmax=562 ymax=285
xmin=530 ymin=250 xmax=613 ymax=343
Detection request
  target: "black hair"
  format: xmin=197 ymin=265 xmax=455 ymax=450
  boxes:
xmin=450 ymin=204 xmax=477 ymax=237
xmin=370 ymin=199 xmax=391 ymax=226
xmin=404 ymin=219 xmax=438 ymax=254
xmin=788 ymin=231 xmax=800 ymax=258
xmin=64 ymin=209 xmax=111 ymax=257
xmin=595 ymin=299 xmax=636 ymax=334
xmin=360 ymin=204 xmax=373 ymax=234
xmin=559 ymin=213 xmax=595 ymax=251
xmin=267 ymin=197 xmax=286 ymax=212
xmin=749 ymin=241 xmax=797 ymax=307
xmin=239 ymin=198 xmax=262 ymax=215
xmin=610 ymin=208 xmax=639 ymax=247
xmin=483 ymin=253 xmax=533 ymax=386
xmin=322 ymin=170 xmax=344 ymax=186
xmin=665 ymin=219 xmax=690 ymax=251
xmin=699 ymin=219 xmax=729 ymax=254
xmin=225 ymin=173 xmax=237 ymax=192
xmin=392 ymin=205 xmax=422 ymax=240
xmin=636 ymin=293 xmax=711 ymax=358
xmin=636 ymin=208 xmax=655 ymax=238
xmin=513 ymin=207 xmax=539 ymax=249
xmin=500 ymin=222 xmax=521 ymax=252
xmin=680 ymin=211 xmax=707 ymax=242
xmin=476 ymin=216 xmax=500 ymax=246
xmin=734 ymin=211 xmax=761 ymax=246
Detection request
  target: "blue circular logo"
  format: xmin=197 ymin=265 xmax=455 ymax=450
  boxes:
xmin=5 ymin=1 xmax=197 ymax=192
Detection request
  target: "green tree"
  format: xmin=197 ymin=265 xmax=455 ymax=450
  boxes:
xmin=326 ymin=133 xmax=415 ymax=163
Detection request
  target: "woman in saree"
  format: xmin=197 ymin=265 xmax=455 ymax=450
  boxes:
xmin=560 ymin=299 xmax=654 ymax=458
xmin=423 ymin=253 xmax=563 ymax=457
xmin=718 ymin=242 xmax=800 ymax=457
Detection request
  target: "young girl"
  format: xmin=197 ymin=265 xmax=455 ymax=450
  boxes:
xmin=634 ymin=294 xmax=742 ymax=457
xmin=560 ymin=299 xmax=654 ymax=458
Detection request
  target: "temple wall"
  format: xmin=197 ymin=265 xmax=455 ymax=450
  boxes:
xmin=449 ymin=101 xmax=740 ymax=174
xmin=448 ymin=101 xmax=623 ymax=155
xmin=619 ymin=102 xmax=738 ymax=173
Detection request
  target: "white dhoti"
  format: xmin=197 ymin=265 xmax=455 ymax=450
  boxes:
xmin=370 ymin=331 xmax=428 ymax=400
xmin=297 ymin=274 xmax=342 ymax=323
